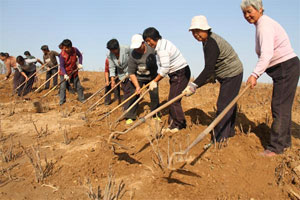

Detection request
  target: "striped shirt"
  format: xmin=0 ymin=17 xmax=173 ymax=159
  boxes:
xmin=155 ymin=39 xmax=188 ymax=77
xmin=253 ymin=15 xmax=297 ymax=78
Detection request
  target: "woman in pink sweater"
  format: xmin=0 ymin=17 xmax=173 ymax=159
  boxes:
xmin=241 ymin=0 xmax=299 ymax=156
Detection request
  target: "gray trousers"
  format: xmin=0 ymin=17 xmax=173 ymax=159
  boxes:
xmin=265 ymin=56 xmax=299 ymax=153
xmin=59 ymin=75 xmax=84 ymax=105
xmin=45 ymin=67 xmax=58 ymax=89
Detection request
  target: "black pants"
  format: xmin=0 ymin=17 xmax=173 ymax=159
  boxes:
xmin=168 ymin=66 xmax=191 ymax=129
xmin=121 ymin=78 xmax=135 ymax=119
xmin=104 ymin=77 xmax=121 ymax=105
xmin=59 ymin=75 xmax=84 ymax=105
xmin=17 ymin=70 xmax=36 ymax=96
xmin=214 ymin=72 xmax=243 ymax=142
xmin=124 ymin=79 xmax=160 ymax=120
xmin=45 ymin=67 xmax=58 ymax=89
xmin=265 ymin=56 xmax=299 ymax=153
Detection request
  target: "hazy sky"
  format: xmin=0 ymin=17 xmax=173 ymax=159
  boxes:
xmin=0 ymin=0 xmax=299 ymax=84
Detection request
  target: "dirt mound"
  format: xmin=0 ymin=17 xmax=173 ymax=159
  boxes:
xmin=0 ymin=72 xmax=299 ymax=199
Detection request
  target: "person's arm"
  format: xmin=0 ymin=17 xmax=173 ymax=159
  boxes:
xmin=108 ymin=54 xmax=117 ymax=87
xmin=75 ymin=48 xmax=83 ymax=64
xmin=193 ymin=38 xmax=219 ymax=88
xmin=247 ymin=25 xmax=275 ymax=88
xmin=53 ymin=51 xmax=60 ymax=57
xmin=59 ymin=55 xmax=67 ymax=75
xmin=129 ymin=74 xmax=141 ymax=93
xmin=156 ymin=50 xmax=170 ymax=78
xmin=37 ymin=58 xmax=43 ymax=65
xmin=5 ymin=61 xmax=12 ymax=79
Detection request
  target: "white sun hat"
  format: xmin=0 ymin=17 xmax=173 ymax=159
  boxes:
xmin=189 ymin=15 xmax=212 ymax=31
xmin=130 ymin=34 xmax=144 ymax=49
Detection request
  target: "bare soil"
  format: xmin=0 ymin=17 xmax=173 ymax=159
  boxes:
xmin=0 ymin=71 xmax=299 ymax=200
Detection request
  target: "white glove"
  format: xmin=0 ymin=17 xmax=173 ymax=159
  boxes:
xmin=183 ymin=82 xmax=198 ymax=96
xmin=64 ymin=74 xmax=69 ymax=81
xmin=149 ymin=81 xmax=157 ymax=91
xmin=78 ymin=64 xmax=83 ymax=70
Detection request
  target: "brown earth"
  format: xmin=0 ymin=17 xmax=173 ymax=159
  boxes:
xmin=0 ymin=71 xmax=299 ymax=200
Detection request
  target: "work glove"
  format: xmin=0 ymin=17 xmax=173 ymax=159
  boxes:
xmin=78 ymin=64 xmax=83 ymax=70
xmin=64 ymin=74 xmax=69 ymax=81
xmin=149 ymin=81 xmax=157 ymax=91
xmin=183 ymin=82 xmax=198 ymax=96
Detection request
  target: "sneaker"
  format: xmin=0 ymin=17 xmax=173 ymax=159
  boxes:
xmin=162 ymin=127 xmax=179 ymax=133
xmin=260 ymin=149 xmax=276 ymax=157
xmin=125 ymin=119 xmax=134 ymax=125
xmin=153 ymin=116 xmax=161 ymax=121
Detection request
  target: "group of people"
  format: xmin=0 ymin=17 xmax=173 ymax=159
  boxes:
xmin=1 ymin=0 xmax=299 ymax=157
xmin=103 ymin=0 xmax=299 ymax=157
xmin=0 ymin=39 xmax=84 ymax=105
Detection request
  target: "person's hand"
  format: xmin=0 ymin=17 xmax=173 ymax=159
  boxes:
xmin=183 ymin=82 xmax=197 ymax=96
xmin=111 ymin=80 xmax=115 ymax=88
xmin=25 ymin=76 xmax=29 ymax=82
xmin=149 ymin=81 xmax=157 ymax=91
xmin=105 ymin=80 xmax=110 ymax=86
xmin=78 ymin=64 xmax=83 ymax=70
xmin=247 ymin=75 xmax=257 ymax=89
xmin=135 ymin=86 xmax=141 ymax=94
xmin=4 ymin=76 xmax=8 ymax=81
xmin=64 ymin=74 xmax=69 ymax=81
xmin=47 ymin=67 xmax=51 ymax=71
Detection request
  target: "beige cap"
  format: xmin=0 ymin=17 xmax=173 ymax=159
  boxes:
xmin=189 ymin=15 xmax=211 ymax=31
xmin=130 ymin=34 xmax=144 ymax=49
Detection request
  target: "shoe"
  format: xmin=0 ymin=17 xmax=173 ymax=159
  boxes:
xmin=153 ymin=116 xmax=161 ymax=121
xmin=162 ymin=127 xmax=179 ymax=133
xmin=125 ymin=119 xmax=134 ymax=125
xmin=260 ymin=150 xmax=276 ymax=157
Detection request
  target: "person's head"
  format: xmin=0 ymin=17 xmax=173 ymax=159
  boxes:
xmin=130 ymin=34 xmax=145 ymax=53
xmin=106 ymin=39 xmax=120 ymax=56
xmin=61 ymin=39 xmax=73 ymax=54
xmin=0 ymin=52 xmax=9 ymax=61
xmin=142 ymin=27 xmax=162 ymax=49
xmin=24 ymin=51 xmax=31 ymax=57
xmin=241 ymin=0 xmax=264 ymax=24
xmin=41 ymin=45 xmax=49 ymax=54
xmin=58 ymin=43 xmax=63 ymax=50
xmin=16 ymin=56 xmax=25 ymax=65
xmin=189 ymin=15 xmax=212 ymax=42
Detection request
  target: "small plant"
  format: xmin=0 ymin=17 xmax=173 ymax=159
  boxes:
xmin=21 ymin=144 xmax=54 ymax=183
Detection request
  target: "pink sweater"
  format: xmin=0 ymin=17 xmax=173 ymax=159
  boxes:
xmin=253 ymin=15 xmax=297 ymax=78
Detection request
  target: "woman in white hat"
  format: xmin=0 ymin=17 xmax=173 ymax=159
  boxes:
xmin=240 ymin=0 xmax=299 ymax=156
xmin=183 ymin=15 xmax=243 ymax=143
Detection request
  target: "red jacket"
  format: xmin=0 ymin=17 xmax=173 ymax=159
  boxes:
xmin=59 ymin=47 xmax=78 ymax=77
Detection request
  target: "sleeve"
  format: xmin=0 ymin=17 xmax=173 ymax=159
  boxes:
xmin=127 ymin=54 xmax=137 ymax=75
xmin=16 ymin=64 xmax=23 ymax=73
xmin=193 ymin=38 xmax=220 ymax=87
xmin=59 ymin=54 xmax=67 ymax=75
xmin=75 ymin=48 xmax=83 ymax=64
xmin=53 ymin=51 xmax=60 ymax=57
xmin=25 ymin=58 xmax=38 ymax=64
xmin=105 ymin=58 xmax=109 ymax=73
xmin=252 ymin=26 xmax=275 ymax=78
xmin=108 ymin=54 xmax=116 ymax=77
xmin=156 ymin=50 xmax=170 ymax=77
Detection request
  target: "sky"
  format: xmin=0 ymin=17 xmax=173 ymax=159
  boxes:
xmin=0 ymin=0 xmax=299 ymax=84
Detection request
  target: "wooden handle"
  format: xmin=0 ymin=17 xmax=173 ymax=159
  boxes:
xmin=168 ymin=84 xmax=250 ymax=169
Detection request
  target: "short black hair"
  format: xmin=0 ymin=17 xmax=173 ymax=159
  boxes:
xmin=58 ymin=43 xmax=63 ymax=49
xmin=16 ymin=56 xmax=25 ymax=63
xmin=0 ymin=52 xmax=9 ymax=57
xmin=143 ymin=27 xmax=162 ymax=41
xmin=61 ymin=39 xmax=73 ymax=48
xmin=106 ymin=39 xmax=119 ymax=50
xmin=24 ymin=51 xmax=31 ymax=56
xmin=41 ymin=45 xmax=49 ymax=51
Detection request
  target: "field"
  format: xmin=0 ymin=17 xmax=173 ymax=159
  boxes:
xmin=0 ymin=71 xmax=299 ymax=200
